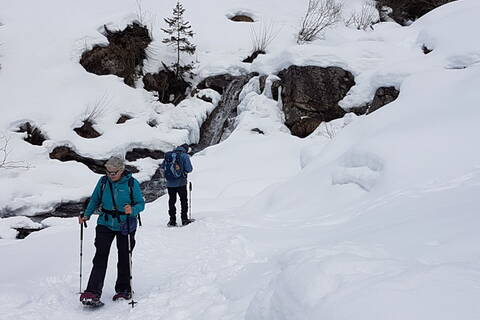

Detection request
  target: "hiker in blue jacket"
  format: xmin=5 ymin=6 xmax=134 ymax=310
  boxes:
xmin=161 ymin=144 xmax=193 ymax=227
xmin=79 ymin=156 xmax=145 ymax=305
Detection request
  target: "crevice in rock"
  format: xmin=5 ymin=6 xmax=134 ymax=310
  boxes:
xmin=16 ymin=122 xmax=48 ymax=146
xmin=194 ymin=73 xmax=258 ymax=151
xmin=422 ymin=45 xmax=433 ymax=54
xmin=143 ymin=62 xmax=190 ymax=105
xmin=251 ymin=128 xmax=265 ymax=134
xmin=196 ymin=74 xmax=236 ymax=95
xmin=229 ymin=15 xmax=255 ymax=22
xmin=197 ymin=94 xmax=213 ymax=103
xmin=79 ymin=22 xmax=152 ymax=87
xmin=367 ymin=86 xmax=400 ymax=114
xmin=15 ymin=227 xmax=45 ymax=239
xmin=117 ymin=114 xmax=133 ymax=124
xmin=49 ymin=145 xmax=138 ymax=174
xmin=147 ymin=119 xmax=158 ymax=127
xmin=125 ymin=148 xmax=165 ymax=162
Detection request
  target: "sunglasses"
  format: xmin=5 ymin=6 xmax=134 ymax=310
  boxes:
xmin=106 ymin=169 xmax=121 ymax=176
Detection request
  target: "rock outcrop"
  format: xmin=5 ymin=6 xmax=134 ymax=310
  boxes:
xmin=80 ymin=22 xmax=151 ymax=87
xmin=277 ymin=65 xmax=355 ymax=138
xmin=197 ymin=74 xmax=236 ymax=95
xmin=367 ymin=86 xmax=400 ymax=114
xmin=16 ymin=122 xmax=47 ymax=146
xmin=143 ymin=66 xmax=190 ymax=105
xmin=377 ymin=0 xmax=455 ymax=25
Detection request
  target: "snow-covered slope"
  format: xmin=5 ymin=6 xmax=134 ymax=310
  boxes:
xmin=1 ymin=0 xmax=480 ymax=319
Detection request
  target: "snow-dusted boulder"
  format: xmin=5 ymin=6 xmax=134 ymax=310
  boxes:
xmin=79 ymin=22 xmax=151 ymax=87
xmin=277 ymin=65 xmax=355 ymax=137
xmin=367 ymin=86 xmax=400 ymax=114
xmin=197 ymin=74 xmax=237 ymax=95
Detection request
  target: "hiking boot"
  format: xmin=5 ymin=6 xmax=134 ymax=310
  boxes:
xmin=112 ymin=291 xmax=132 ymax=301
xmin=182 ymin=219 xmax=193 ymax=226
xmin=167 ymin=220 xmax=177 ymax=227
xmin=80 ymin=292 xmax=102 ymax=306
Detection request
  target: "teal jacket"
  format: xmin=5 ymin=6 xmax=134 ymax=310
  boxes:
xmin=84 ymin=172 xmax=145 ymax=231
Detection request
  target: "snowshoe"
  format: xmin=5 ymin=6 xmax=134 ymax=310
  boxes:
xmin=112 ymin=291 xmax=132 ymax=301
xmin=181 ymin=218 xmax=195 ymax=226
xmin=80 ymin=292 xmax=104 ymax=308
xmin=167 ymin=221 xmax=177 ymax=227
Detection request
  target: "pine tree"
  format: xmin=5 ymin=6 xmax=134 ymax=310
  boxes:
xmin=162 ymin=1 xmax=196 ymax=79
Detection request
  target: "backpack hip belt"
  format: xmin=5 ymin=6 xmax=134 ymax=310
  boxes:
xmin=101 ymin=208 xmax=126 ymax=223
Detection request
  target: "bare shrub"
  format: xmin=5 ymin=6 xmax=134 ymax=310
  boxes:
xmin=74 ymin=95 xmax=110 ymax=139
xmin=243 ymin=21 xmax=280 ymax=63
xmin=82 ymin=94 xmax=109 ymax=124
xmin=251 ymin=21 xmax=280 ymax=53
xmin=297 ymin=0 xmax=343 ymax=44
xmin=0 ymin=134 xmax=30 ymax=169
xmin=345 ymin=1 xmax=379 ymax=30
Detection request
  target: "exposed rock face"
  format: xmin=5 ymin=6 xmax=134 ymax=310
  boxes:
xmin=251 ymin=128 xmax=265 ymax=134
xmin=197 ymin=74 xmax=236 ymax=95
xmin=139 ymin=166 xmax=167 ymax=203
xmin=367 ymin=86 xmax=400 ymax=114
xmin=422 ymin=45 xmax=433 ymax=54
xmin=15 ymin=227 xmax=45 ymax=239
xmin=79 ymin=22 xmax=151 ymax=87
xmin=125 ymin=148 xmax=164 ymax=162
xmin=117 ymin=114 xmax=132 ymax=124
xmin=147 ymin=118 xmax=158 ymax=127
xmin=271 ymin=80 xmax=281 ymax=101
xmin=243 ymin=50 xmax=265 ymax=63
xmin=16 ymin=122 xmax=47 ymax=146
xmin=49 ymin=146 xmax=137 ymax=174
xmin=143 ymin=66 xmax=190 ymax=105
xmin=291 ymin=118 xmax=323 ymax=138
xmin=229 ymin=15 xmax=254 ymax=22
xmin=40 ymin=200 xmax=89 ymax=218
xmin=74 ymin=120 xmax=102 ymax=139
xmin=259 ymin=76 xmax=281 ymax=100
xmin=278 ymin=65 xmax=355 ymax=138
xmin=376 ymin=0 xmax=455 ymax=25
xmin=195 ymin=73 xmax=257 ymax=151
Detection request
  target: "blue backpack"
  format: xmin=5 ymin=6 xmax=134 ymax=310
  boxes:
xmin=164 ymin=150 xmax=185 ymax=180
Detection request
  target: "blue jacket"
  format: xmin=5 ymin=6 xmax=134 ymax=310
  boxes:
xmin=84 ymin=172 xmax=145 ymax=231
xmin=161 ymin=146 xmax=193 ymax=187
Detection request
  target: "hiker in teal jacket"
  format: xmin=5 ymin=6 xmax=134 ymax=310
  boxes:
xmin=83 ymin=169 xmax=144 ymax=231
xmin=79 ymin=156 xmax=145 ymax=305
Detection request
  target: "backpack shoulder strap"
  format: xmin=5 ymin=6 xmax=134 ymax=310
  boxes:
xmin=106 ymin=178 xmax=117 ymax=211
xmin=128 ymin=176 xmax=143 ymax=226
xmin=128 ymin=177 xmax=135 ymax=205
xmin=100 ymin=175 xmax=107 ymax=199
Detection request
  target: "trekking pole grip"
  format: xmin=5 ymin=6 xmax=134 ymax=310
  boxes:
xmin=80 ymin=213 xmax=87 ymax=228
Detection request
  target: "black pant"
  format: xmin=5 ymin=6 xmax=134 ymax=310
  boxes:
xmin=86 ymin=225 xmax=136 ymax=297
xmin=167 ymin=185 xmax=188 ymax=222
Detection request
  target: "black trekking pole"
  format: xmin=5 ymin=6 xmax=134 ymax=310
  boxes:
xmin=126 ymin=216 xmax=137 ymax=308
xmin=188 ymin=182 xmax=192 ymax=220
xmin=79 ymin=213 xmax=87 ymax=294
